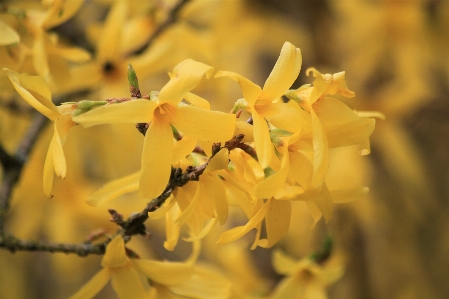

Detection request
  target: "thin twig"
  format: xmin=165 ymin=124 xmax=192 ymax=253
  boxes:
xmin=0 ymin=113 xmax=48 ymax=230
xmin=114 ymin=134 xmax=255 ymax=238
xmin=0 ymin=233 xmax=106 ymax=257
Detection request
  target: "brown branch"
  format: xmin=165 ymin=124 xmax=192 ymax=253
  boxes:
xmin=0 ymin=233 xmax=107 ymax=257
xmin=0 ymin=113 xmax=48 ymax=230
xmin=0 ymin=89 xmax=92 ymax=231
xmin=114 ymin=134 xmax=256 ymax=239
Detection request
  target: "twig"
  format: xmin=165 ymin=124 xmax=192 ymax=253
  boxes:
xmin=0 ymin=113 xmax=48 ymax=230
xmin=113 ymin=134 xmax=256 ymax=239
xmin=0 ymin=233 xmax=106 ymax=257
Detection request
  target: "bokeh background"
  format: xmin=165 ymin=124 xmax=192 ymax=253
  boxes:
xmin=1 ymin=0 xmax=449 ymax=298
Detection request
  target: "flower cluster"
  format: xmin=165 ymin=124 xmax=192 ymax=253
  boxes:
xmin=66 ymin=42 xmax=372 ymax=248
xmin=5 ymin=40 xmax=375 ymax=298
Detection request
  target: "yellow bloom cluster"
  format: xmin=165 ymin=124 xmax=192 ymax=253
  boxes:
xmin=0 ymin=0 xmax=90 ymax=89
xmin=4 ymin=39 xmax=375 ymax=299
xmin=39 ymin=41 xmax=373 ymax=250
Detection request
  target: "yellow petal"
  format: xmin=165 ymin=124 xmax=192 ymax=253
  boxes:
xmin=171 ymin=105 xmax=235 ymax=142
xmin=311 ymin=184 xmax=333 ymax=223
xmin=175 ymin=184 xmax=204 ymax=235
xmin=111 ymin=266 xmax=149 ymax=299
xmin=139 ymin=120 xmax=174 ymax=199
xmin=159 ymin=59 xmax=214 ymax=105
xmin=288 ymin=151 xmax=312 ymax=190
xmin=169 ymin=266 xmax=231 ymax=299
xmin=172 ymin=136 xmax=197 ymax=164
xmin=258 ymin=200 xmax=291 ymax=248
xmin=261 ymin=42 xmax=302 ymax=101
xmin=198 ymin=140 xmax=213 ymax=157
xmin=252 ymin=110 xmax=272 ymax=168
xmin=0 ymin=20 xmax=20 ymax=45
xmin=52 ymin=45 xmax=91 ymax=63
xmin=86 ymin=171 xmax=140 ymax=206
xmin=307 ymin=68 xmax=327 ymax=105
xmin=234 ymin=119 xmax=254 ymax=142
xmin=183 ymin=218 xmax=218 ymax=242
xmin=130 ymin=259 xmax=192 ymax=286
xmin=204 ymin=148 xmax=229 ymax=174
xmin=306 ymin=201 xmax=323 ymax=229
xmin=217 ymin=199 xmax=271 ymax=244
xmin=175 ymin=183 xmax=200 ymax=226
xmin=270 ymin=275 xmax=306 ymax=299
xmin=202 ymin=175 xmax=228 ymax=225
xmin=255 ymin=153 xmax=289 ymax=199
xmin=185 ymin=239 xmax=202 ymax=265
xmin=262 ymin=100 xmax=306 ymax=133
xmin=313 ymin=96 xmax=358 ymax=125
xmin=68 ymin=269 xmax=110 ymax=299
xmin=322 ymin=71 xmax=355 ymax=97
xmin=4 ymin=69 xmax=59 ymax=120
xmin=42 ymin=0 xmax=85 ymax=29
xmin=119 ymin=16 xmax=154 ymax=54
xmin=195 ymin=181 xmax=215 ymax=219
xmin=310 ymin=109 xmax=329 ymax=189
xmin=32 ymin=31 xmax=50 ymax=79
xmin=184 ymin=92 xmax=210 ymax=110
xmin=325 ymin=118 xmax=376 ymax=148
xmin=101 ymin=236 xmax=128 ymax=268
xmin=163 ymin=204 xmax=181 ymax=251
xmin=215 ymin=71 xmax=262 ymax=107
xmin=331 ymin=187 xmax=369 ymax=203
xmin=43 ymin=140 xmax=55 ymax=198
xmin=52 ymin=115 xmax=75 ymax=178
xmin=97 ymin=0 xmax=127 ymax=63
xmin=272 ymin=250 xmax=299 ymax=275
xmin=73 ymin=99 xmax=156 ymax=127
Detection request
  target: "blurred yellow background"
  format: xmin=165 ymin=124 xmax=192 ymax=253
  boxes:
xmin=1 ymin=1 xmax=449 ymax=298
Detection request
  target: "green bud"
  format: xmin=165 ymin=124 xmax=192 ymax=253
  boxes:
xmin=270 ymin=128 xmax=292 ymax=137
xmin=72 ymin=101 xmax=107 ymax=117
xmin=234 ymin=98 xmax=248 ymax=110
xmin=72 ymin=108 xmax=91 ymax=117
xmin=76 ymin=100 xmax=107 ymax=109
xmin=127 ymin=63 xmax=139 ymax=91
xmin=149 ymin=91 xmax=159 ymax=101
xmin=284 ymin=90 xmax=302 ymax=103
xmin=310 ymin=234 xmax=333 ymax=263
xmin=263 ymin=167 xmax=276 ymax=178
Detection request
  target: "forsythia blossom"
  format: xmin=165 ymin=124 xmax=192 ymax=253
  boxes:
xmin=60 ymin=42 xmax=375 ymax=250
xmin=4 ymin=42 xmax=377 ymax=291
xmin=69 ymin=235 xmax=231 ymax=299
xmin=4 ymin=69 xmax=77 ymax=197
xmin=73 ymin=59 xmax=236 ymax=199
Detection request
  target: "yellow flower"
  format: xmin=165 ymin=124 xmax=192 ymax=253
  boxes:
xmin=4 ymin=68 xmax=76 ymax=197
xmin=68 ymin=235 xmax=208 ymax=299
xmin=64 ymin=0 xmax=209 ymax=98
xmin=19 ymin=0 xmax=91 ymax=87
xmin=217 ymin=150 xmax=292 ymax=249
xmin=270 ymin=249 xmax=344 ymax=299
xmin=284 ymin=69 xmax=375 ymax=221
xmin=73 ymin=59 xmax=236 ymax=199
xmin=175 ymin=148 xmax=230 ymax=231
xmin=215 ymin=41 xmax=303 ymax=168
